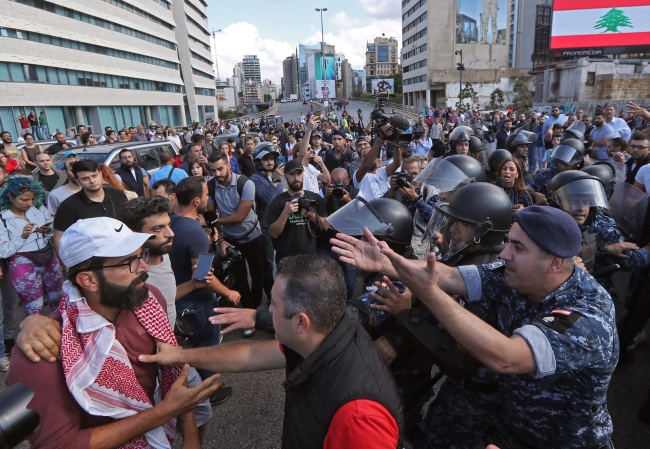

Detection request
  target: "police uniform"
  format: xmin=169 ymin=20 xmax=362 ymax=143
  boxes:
xmin=526 ymin=159 xmax=558 ymax=194
xmin=457 ymin=261 xmax=617 ymax=449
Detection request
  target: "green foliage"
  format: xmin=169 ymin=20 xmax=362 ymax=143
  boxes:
xmin=456 ymin=82 xmax=477 ymax=111
xmin=218 ymin=108 xmax=241 ymax=120
xmin=489 ymin=88 xmax=505 ymax=109
xmin=386 ymin=73 xmax=403 ymax=94
xmin=594 ymin=8 xmax=632 ymax=33
xmin=512 ymin=80 xmax=533 ymax=112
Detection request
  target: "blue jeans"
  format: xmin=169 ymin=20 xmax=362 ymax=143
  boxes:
xmin=176 ymin=294 xmax=220 ymax=380
xmin=40 ymin=126 xmax=49 ymax=139
xmin=31 ymin=125 xmax=39 ymax=139
xmin=319 ymin=249 xmax=358 ymax=299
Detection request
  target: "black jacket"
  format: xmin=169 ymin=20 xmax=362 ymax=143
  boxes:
xmin=281 ymin=315 xmax=403 ymax=449
xmin=625 ymin=153 xmax=650 ymax=185
xmin=115 ymin=164 xmax=145 ymax=197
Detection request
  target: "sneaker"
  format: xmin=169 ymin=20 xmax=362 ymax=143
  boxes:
xmin=628 ymin=331 xmax=648 ymax=350
xmin=4 ymin=339 xmax=15 ymax=357
xmin=243 ymin=328 xmax=255 ymax=338
xmin=0 ymin=356 xmax=10 ymax=372
xmin=209 ymin=385 xmax=232 ymax=406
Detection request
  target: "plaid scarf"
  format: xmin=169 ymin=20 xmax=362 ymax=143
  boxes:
xmin=60 ymin=280 xmax=181 ymax=449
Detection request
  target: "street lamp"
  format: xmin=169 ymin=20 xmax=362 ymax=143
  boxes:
xmin=315 ymin=8 xmax=328 ymax=103
xmin=455 ymin=49 xmax=465 ymax=110
xmin=211 ymin=29 xmax=222 ymax=80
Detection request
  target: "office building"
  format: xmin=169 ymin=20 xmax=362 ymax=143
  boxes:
xmin=243 ymin=80 xmax=263 ymax=104
xmin=335 ymin=53 xmax=345 ymax=81
xmin=298 ymin=42 xmax=335 ymax=87
xmin=0 ymin=0 xmax=217 ymax=138
xmin=282 ymin=55 xmax=298 ymax=97
xmin=242 ymin=55 xmax=262 ymax=85
xmin=365 ymin=36 xmax=399 ymax=77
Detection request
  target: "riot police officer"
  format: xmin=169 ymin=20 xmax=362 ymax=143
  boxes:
xmin=505 ymin=130 xmax=537 ymax=176
xmin=581 ymin=161 xmax=621 ymax=199
xmin=445 ymin=126 xmax=473 ymax=156
xmin=546 ymin=170 xmax=650 ymax=284
xmin=527 ymin=137 xmax=586 ymax=204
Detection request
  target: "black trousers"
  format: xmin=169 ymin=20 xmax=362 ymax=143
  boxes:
xmin=228 ymin=234 xmax=265 ymax=310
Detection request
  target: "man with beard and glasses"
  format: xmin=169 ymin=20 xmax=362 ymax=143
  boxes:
xmin=169 ymin=177 xmax=240 ymax=382
xmin=53 ymin=159 xmax=128 ymax=257
xmin=115 ymin=149 xmax=150 ymax=198
xmin=7 ymin=217 xmax=223 ymax=449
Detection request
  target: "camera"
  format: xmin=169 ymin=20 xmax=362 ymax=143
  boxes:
xmin=395 ymin=172 xmax=413 ymax=188
xmin=370 ymin=110 xmax=413 ymax=147
xmin=330 ymin=181 xmax=348 ymax=200
xmin=218 ymin=246 xmax=243 ymax=286
xmin=293 ymin=193 xmax=317 ymax=212
xmin=0 ymin=384 xmax=40 ymax=449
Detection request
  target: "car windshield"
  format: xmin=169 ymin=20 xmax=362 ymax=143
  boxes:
xmin=51 ymin=152 xmax=111 ymax=171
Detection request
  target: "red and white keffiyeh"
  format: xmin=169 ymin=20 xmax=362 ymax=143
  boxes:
xmin=60 ymin=280 xmax=181 ymax=449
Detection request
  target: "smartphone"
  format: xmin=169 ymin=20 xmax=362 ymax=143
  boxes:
xmin=193 ymin=252 xmax=215 ymax=281
xmin=277 ymin=156 xmax=285 ymax=165
xmin=42 ymin=221 xmax=53 ymax=226
xmin=314 ymin=111 xmax=321 ymax=118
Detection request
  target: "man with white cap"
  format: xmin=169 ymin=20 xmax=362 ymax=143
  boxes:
xmin=6 ymin=217 xmax=222 ymax=449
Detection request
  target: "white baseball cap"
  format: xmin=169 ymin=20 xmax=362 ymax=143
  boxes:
xmin=60 ymin=217 xmax=154 ymax=268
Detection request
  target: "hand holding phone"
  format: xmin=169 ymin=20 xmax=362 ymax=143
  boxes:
xmin=277 ymin=156 xmax=286 ymax=165
xmin=193 ymin=252 xmax=215 ymax=281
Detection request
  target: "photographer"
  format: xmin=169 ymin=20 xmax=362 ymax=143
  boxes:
xmin=318 ymin=168 xmax=359 ymax=299
xmin=353 ymin=124 xmax=402 ymax=200
xmin=206 ymin=151 xmax=265 ymax=326
xmin=262 ymin=159 xmax=327 ymax=264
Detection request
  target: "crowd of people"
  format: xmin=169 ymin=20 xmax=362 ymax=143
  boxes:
xmin=0 ymin=98 xmax=649 ymax=448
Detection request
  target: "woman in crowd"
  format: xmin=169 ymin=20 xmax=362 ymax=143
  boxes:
xmin=80 ymin=131 xmax=97 ymax=146
xmin=20 ymin=133 xmax=44 ymax=170
xmin=99 ymin=164 xmax=138 ymax=200
xmin=190 ymin=160 xmax=212 ymax=183
xmin=0 ymin=176 xmax=63 ymax=315
xmin=0 ymin=150 xmax=19 ymax=175
xmin=218 ymin=141 xmax=240 ymax=175
xmin=104 ymin=130 xmax=117 ymax=144
xmin=496 ymin=157 xmax=534 ymax=210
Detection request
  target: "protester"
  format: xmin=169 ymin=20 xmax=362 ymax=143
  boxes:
xmin=46 ymin=154 xmax=81 ymax=216
xmin=0 ymin=177 xmax=63 ymax=316
xmin=33 ymin=152 xmax=66 ymax=195
xmin=496 ymin=158 xmax=533 ymax=209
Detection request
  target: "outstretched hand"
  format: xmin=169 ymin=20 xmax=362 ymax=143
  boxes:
xmin=139 ymin=340 xmax=183 ymax=366
xmin=330 ymin=227 xmax=397 ymax=278
xmin=209 ymin=307 xmax=256 ymax=334
xmin=369 ymin=277 xmax=412 ymax=316
xmin=380 ymin=247 xmax=440 ymax=303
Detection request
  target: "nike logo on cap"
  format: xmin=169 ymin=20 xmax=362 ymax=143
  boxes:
xmin=114 ymin=224 xmax=124 ymax=232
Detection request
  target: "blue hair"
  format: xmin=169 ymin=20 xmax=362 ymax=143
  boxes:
xmin=0 ymin=176 xmax=46 ymax=211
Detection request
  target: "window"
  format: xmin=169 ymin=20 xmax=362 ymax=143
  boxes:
xmin=191 ymin=51 xmax=213 ymax=66
xmin=403 ymin=0 xmax=427 ymax=21
xmin=403 ymin=11 xmax=427 ymax=34
xmin=10 ymin=0 xmax=176 ymax=49
xmin=101 ymin=0 xmax=174 ymax=30
xmin=137 ymin=147 xmax=161 ymax=171
xmin=404 ymin=74 xmax=427 ymax=85
xmin=0 ymin=63 xmax=11 ymax=82
xmin=195 ymin=87 xmax=215 ymax=96
xmin=192 ymin=68 xmax=215 ymax=80
xmin=377 ymin=45 xmax=389 ymax=63
xmin=184 ymin=0 xmax=207 ymax=20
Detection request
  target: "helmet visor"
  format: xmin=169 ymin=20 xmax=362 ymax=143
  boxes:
xmin=422 ymin=206 xmax=480 ymax=250
xmin=414 ymin=158 xmax=474 ymax=192
xmin=551 ymin=178 xmax=609 ymax=211
xmin=551 ymin=143 xmax=582 ymax=166
xmin=326 ymin=197 xmax=395 ymax=237
xmin=449 ymin=126 xmax=474 ymax=141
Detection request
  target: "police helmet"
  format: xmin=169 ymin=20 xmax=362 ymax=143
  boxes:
xmin=487 ymin=149 xmax=512 ymax=174
xmin=561 ymin=128 xmax=585 ymax=143
xmin=326 ymin=198 xmax=413 ymax=253
xmin=469 ymin=136 xmax=485 ymax=153
xmin=471 ymin=125 xmax=485 ymax=140
xmin=415 ymin=154 xmax=486 ymax=192
xmin=581 ymin=162 xmax=620 ymax=199
xmin=427 ymin=183 xmax=514 ymax=247
xmin=253 ymin=142 xmax=279 ymax=160
xmin=550 ymin=138 xmax=585 ymax=168
xmin=546 ymin=170 xmax=608 ymax=211
xmin=449 ymin=125 xmax=474 ymax=143
xmin=505 ymin=130 xmax=538 ymax=152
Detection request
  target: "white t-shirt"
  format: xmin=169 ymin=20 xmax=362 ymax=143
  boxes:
xmin=353 ymin=167 xmax=390 ymax=200
xmin=635 ymin=164 xmax=650 ymax=195
xmin=146 ymin=254 xmax=177 ymax=325
xmin=606 ymin=117 xmax=632 ymax=142
xmin=302 ymin=163 xmax=322 ymax=194
xmin=167 ymin=135 xmax=182 ymax=147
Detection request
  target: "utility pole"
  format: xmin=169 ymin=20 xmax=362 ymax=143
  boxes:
xmin=211 ymin=29 xmax=222 ymax=80
xmin=455 ymin=49 xmax=465 ymax=110
xmin=316 ymin=8 xmax=328 ymax=102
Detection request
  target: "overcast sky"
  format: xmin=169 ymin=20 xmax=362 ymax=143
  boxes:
xmin=207 ymin=0 xmax=402 ymax=86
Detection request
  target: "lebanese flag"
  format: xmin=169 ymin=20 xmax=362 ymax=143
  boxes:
xmin=551 ymin=0 xmax=650 ymax=49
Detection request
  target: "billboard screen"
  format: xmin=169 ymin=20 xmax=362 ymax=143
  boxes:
xmin=310 ymin=77 xmax=336 ymax=100
xmin=456 ymin=0 xmax=508 ymax=45
xmin=371 ymin=79 xmax=395 ymax=94
xmin=551 ymin=1 xmax=650 ymax=49
xmin=307 ymin=54 xmax=336 ymax=81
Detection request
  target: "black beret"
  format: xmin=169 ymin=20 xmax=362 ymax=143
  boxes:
xmin=332 ymin=129 xmax=347 ymax=139
xmin=513 ymin=206 xmax=582 ymax=258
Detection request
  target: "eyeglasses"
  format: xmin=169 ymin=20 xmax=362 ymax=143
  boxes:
xmin=100 ymin=249 xmax=149 ymax=273
xmin=629 ymin=145 xmax=650 ymax=151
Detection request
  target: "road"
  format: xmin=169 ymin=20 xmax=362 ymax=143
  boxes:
xmin=272 ymin=100 xmax=416 ymax=126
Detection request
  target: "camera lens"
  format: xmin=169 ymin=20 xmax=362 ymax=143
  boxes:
xmin=332 ymin=188 xmax=344 ymax=200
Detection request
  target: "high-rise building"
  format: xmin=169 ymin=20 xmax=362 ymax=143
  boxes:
xmin=0 ymin=0 xmax=217 ymax=138
xmin=508 ymin=0 xmax=554 ymax=69
xmin=243 ymin=80 xmax=263 ymax=104
xmin=335 ymin=54 xmax=346 ymax=81
xmin=365 ymin=36 xmax=399 ymax=77
xmin=282 ymin=55 xmax=298 ymax=97
xmin=242 ymin=55 xmax=262 ymax=85
xmin=171 ymin=0 xmax=218 ymax=123
xmin=298 ymin=42 xmax=335 ymax=86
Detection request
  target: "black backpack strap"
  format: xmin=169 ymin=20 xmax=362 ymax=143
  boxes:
xmin=222 ymin=174 xmax=259 ymax=242
xmin=166 ymin=166 xmax=176 ymax=180
xmin=207 ymin=178 xmax=216 ymax=201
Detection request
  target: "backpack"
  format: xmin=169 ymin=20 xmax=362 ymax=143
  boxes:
xmin=426 ymin=117 xmax=434 ymax=127
xmin=207 ymin=174 xmax=258 ymax=240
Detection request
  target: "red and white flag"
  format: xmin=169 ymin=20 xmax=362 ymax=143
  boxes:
xmin=551 ymin=0 xmax=650 ymax=49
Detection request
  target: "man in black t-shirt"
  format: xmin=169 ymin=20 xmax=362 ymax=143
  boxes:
xmin=262 ymin=159 xmax=327 ymax=263
xmin=33 ymin=152 xmax=66 ymax=193
xmin=53 ymin=159 xmax=128 ymax=258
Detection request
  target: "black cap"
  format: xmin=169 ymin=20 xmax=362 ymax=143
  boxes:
xmin=284 ymin=159 xmax=304 ymax=173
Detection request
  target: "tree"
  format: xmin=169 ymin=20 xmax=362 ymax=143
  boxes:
xmin=489 ymin=88 xmax=505 ymax=109
xmin=594 ymin=8 xmax=632 ymax=33
xmin=386 ymin=73 xmax=403 ymax=94
xmin=456 ymin=82 xmax=477 ymax=111
xmin=512 ymin=80 xmax=533 ymax=112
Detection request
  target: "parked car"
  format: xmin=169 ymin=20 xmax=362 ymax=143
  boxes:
xmin=43 ymin=141 xmax=180 ymax=174
xmin=16 ymin=139 xmax=77 ymax=154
